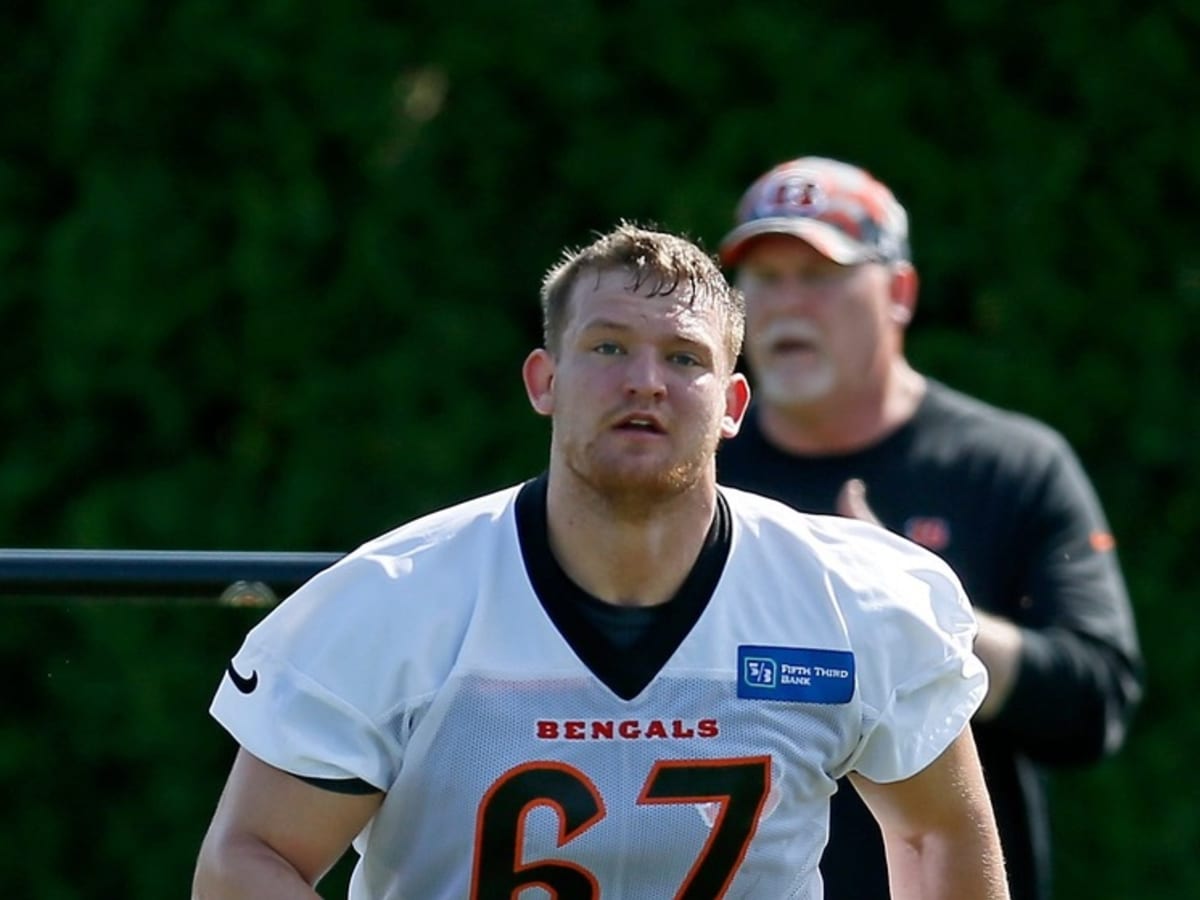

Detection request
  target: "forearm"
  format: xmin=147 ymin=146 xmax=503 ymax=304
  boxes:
xmin=883 ymin=827 xmax=1009 ymax=900
xmin=192 ymin=835 xmax=324 ymax=900
xmin=856 ymin=731 xmax=1010 ymax=900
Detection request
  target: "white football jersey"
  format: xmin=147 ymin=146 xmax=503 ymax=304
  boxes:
xmin=211 ymin=479 xmax=985 ymax=899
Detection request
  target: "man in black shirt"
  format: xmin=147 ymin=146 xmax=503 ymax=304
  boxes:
xmin=715 ymin=156 xmax=1144 ymax=900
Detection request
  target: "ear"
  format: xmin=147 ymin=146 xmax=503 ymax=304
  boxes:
xmin=888 ymin=262 xmax=919 ymax=327
xmin=522 ymin=348 xmax=556 ymax=417
xmin=720 ymin=372 xmax=752 ymax=439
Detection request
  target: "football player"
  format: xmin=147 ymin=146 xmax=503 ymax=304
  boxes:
xmin=193 ymin=222 xmax=1009 ymax=899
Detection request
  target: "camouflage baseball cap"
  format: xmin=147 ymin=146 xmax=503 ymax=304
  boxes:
xmin=718 ymin=156 xmax=910 ymax=267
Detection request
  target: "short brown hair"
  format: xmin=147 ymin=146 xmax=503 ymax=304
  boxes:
xmin=539 ymin=222 xmax=745 ymax=369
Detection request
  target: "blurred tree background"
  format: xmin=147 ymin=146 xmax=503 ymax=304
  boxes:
xmin=1 ymin=0 xmax=1197 ymax=896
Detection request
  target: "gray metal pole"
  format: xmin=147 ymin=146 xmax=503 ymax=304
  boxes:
xmin=0 ymin=548 xmax=343 ymax=603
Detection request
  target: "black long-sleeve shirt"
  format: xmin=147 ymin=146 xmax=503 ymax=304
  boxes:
xmin=717 ymin=379 xmax=1144 ymax=900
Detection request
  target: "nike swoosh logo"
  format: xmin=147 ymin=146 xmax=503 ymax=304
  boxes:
xmin=226 ymin=661 xmax=259 ymax=694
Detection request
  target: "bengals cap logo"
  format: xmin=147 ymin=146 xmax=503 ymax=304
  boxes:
xmin=753 ymin=172 xmax=829 ymax=219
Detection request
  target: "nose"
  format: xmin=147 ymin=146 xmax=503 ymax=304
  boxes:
xmin=753 ymin=275 xmax=824 ymax=311
xmin=622 ymin=348 xmax=667 ymax=398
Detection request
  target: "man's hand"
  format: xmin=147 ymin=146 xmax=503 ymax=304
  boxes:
xmin=972 ymin=610 xmax=1023 ymax=721
xmin=836 ymin=478 xmax=882 ymax=525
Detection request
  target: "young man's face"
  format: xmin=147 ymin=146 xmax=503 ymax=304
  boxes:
xmin=524 ymin=267 xmax=749 ymax=506
xmin=736 ymin=235 xmax=907 ymax=410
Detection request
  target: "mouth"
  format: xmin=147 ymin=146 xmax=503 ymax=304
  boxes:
xmin=770 ymin=336 xmax=817 ymax=355
xmin=613 ymin=414 xmax=666 ymax=434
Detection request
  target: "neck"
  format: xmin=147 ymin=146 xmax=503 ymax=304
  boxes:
xmin=544 ymin=468 xmax=717 ymax=607
xmin=758 ymin=359 xmax=926 ymax=455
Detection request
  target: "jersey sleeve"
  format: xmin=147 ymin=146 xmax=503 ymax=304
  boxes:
xmin=835 ymin=524 xmax=987 ymax=783
xmin=209 ymin=557 xmax=409 ymax=791
xmin=988 ymin=434 xmax=1143 ymax=763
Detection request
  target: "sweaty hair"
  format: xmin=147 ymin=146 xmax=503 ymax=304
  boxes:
xmin=539 ymin=221 xmax=745 ymax=370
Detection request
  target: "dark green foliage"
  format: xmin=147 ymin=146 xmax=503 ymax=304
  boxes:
xmin=1 ymin=1 xmax=1196 ymax=895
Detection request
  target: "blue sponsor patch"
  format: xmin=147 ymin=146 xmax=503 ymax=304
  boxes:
xmin=737 ymin=645 xmax=855 ymax=704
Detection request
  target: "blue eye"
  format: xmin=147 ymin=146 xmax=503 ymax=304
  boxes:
xmin=594 ymin=342 xmax=623 ymax=355
xmin=669 ymin=353 xmax=701 ymax=367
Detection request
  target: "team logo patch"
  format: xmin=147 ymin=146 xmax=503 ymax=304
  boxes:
xmin=904 ymin=516 xmax=951 ymax=551
xmin=737 ymin=646 xmax=855 ymax=703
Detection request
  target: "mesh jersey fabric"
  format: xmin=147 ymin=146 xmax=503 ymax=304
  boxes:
xmin=210 ymin=479 xmax=985 ymax=899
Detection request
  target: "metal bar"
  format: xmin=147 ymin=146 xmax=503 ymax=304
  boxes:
xmin=0 ymin=549 xmax=344 ymax=601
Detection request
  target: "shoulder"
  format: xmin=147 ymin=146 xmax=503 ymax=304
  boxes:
xmin=722 ymin=487 xmax=982 ymax=739
xmin=722 ymin=486 xmax=966 ymax=600
xmin=290 ymin=484 xmax=521 ymax=611
xmin=918 ymin=381 xmax=1092 ymax=494
xmin=923 ymin=380 xmax=1073 ymax=457
xmin=238 ymin=484 xmax=527 ymax=689
xmin=302 ymin=479 xmax=523 ymax=598
xmin=211 ymin=484 xmax=533 ymax=786
xmin=355 ymin=483 xmax=525 ymax=558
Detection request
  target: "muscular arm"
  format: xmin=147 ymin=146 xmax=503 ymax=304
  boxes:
xmin=851 ymin=728 xmax=1009 ymax=900
xmin=192 ymin=749 xmax=383 ymax=899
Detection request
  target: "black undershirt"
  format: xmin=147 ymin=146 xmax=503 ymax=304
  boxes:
xmin=515 ymin=472 xmax=731 ymax=700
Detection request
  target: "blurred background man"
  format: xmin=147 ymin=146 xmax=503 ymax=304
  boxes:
xmin=715 ymin=156 xmax=1144 ymax=900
